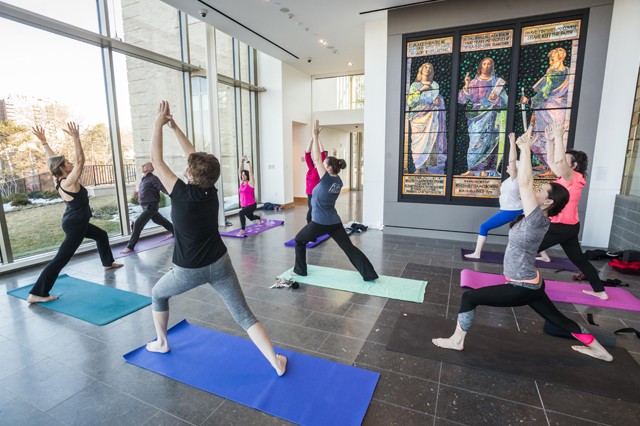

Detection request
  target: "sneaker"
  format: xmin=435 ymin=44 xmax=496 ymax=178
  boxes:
xmin=225 ymin=220 xmax=233 ymax=227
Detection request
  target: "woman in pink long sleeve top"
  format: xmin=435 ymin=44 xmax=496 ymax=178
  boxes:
xmin=238 ymin=155 xmax=261 ymax=234
xmin=305 ymin=136 xmax=327 ymax=223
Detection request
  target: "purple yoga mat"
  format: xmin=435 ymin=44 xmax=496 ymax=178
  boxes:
xmin=461 ymin=248 xmax=579 ymax=272
xmin=220 ymin=219 xmax=284 ymax=238
xmin=284 ymin=234 xmax=330 ymax=248
xmin=112 ymin=233 xmax=175 ymax=258
xmin=460 ymin=269 xmax=640 ymax=312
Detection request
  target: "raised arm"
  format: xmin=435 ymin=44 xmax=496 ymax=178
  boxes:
xmin=506 ymin=132 xmax=518 ymax=180
xmin=238 ymin=156 xmax=245 ymax=181
xmin=151 ymin=101 xmax=179 ymax=194
xmin=32 ymin=125 xmax=56 ymax=158
xmin=245 ymin=157 xmax=256 ymax=187
xmin=515 ymin=128 xmax=538 ymax=217
xmin=546 ymin=121 xmax=574 ymax=182
xmin=312 ymin=120 xmax=327 ymax=179
xmin=168 ymin=116 xmax=195 ymax=156
xmin=62 ymin=123 xmax=85 ymax=187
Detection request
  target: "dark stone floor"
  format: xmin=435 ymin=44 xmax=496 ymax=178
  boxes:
xmin=1 ymin=191 xmax=639 ymax=425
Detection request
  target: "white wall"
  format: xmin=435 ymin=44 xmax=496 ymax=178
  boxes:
xmin=257 ymin=52 xmax=285 ymax=204
xmin=582 ymin=0 xmax=640 ymax=247
xmin=292 ymin=121 xmax=308 ymax=198
xmin=362 ymin=17 xmax=387 ymax=229
xmin=313 ymin=78 xmax=338 ymax=111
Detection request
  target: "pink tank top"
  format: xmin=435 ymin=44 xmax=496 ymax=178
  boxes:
xmin=239 ymin=182 xmax=256 ymax=207
xmin=551 ymin=172 xmax=585 ymax=225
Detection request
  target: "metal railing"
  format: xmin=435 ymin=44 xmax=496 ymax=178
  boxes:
xmin=0 ymin=164 xmax=136 ymax=198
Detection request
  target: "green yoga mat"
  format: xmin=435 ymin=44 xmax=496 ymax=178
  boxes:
xmin=278 ymin=265 xmax=427 ymax=303
xmin=8 ymin=274 xmax=151 ymax=326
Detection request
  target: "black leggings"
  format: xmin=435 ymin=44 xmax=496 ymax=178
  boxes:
xmin=127 ymin=203 xmax=173 ymax=249
xmin=537 ymin=222 xmax=605 ymax=292
xmin=239 ymin=203 xmax=260 ymax=230
xmin=30 ymin=219 xmax=115 ymax=297
xmin=457 ymin=280 xmax=586 ymax=336
xmin=306 ymin=194 xmax=313 ymax=224
xmin=294 ymin=221 xmax=378 ymax=281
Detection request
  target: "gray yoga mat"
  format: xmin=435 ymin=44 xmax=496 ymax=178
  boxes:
xmin=386 ymin=313 xmax=640 ymax=404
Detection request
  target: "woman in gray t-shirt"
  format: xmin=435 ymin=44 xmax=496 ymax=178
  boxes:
xmin=433 ymin=129 xmax=612 ymax=362
xmin=291 ymin=120 xmax=378 ymax=281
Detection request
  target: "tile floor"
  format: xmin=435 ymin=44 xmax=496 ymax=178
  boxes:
xmin=0 ymin=192 xmax=639 ymax=426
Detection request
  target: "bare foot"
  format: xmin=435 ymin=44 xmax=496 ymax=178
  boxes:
xmin=238 ymin=230 xmax=246 ymax=235
xmin=582 ymin=290 xmax=609 ymax=300
xmin=146 ymin=340 xmax=170 ymax=353
xmin=275 ymin=354 xmax=287 ymax=376
xmin=120 ymin=248 xmax=133 ymax=254
xmin=27 ymin=294 xmax=59 ymax=304
xmin=464 ymin=252 xmax=481 ymax=259
xmin=432 ymin=337 xmax=464 ymax=350
xmin=460 ymin=170 xmax=473 ymax=177
xmin=571 ymin=345 xmax=613 ymax=361
xmin=535 ymin=255 xmax=551 ymax=262
xmin=104 ymin=263 xmax=124 ymax=271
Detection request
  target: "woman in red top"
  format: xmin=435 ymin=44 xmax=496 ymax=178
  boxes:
xmin=305 ymin=134 xmax=327 ymax=223
xmin=238 ymin=155 xmax=261 ymax=235
xmin=537 ymin=122 xmax=607 ymax=300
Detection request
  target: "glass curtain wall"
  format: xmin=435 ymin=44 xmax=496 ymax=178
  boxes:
xmin=0 ymin=0 xmax=262 ymax=266
xmin=215 ymin=30 xmax=260 ymax=212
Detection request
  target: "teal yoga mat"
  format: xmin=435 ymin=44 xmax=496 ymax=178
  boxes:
xmin=278 ymin=265 xmax=427 ymax=303
xmin=8 ymin=274 xmax=151 ymax=325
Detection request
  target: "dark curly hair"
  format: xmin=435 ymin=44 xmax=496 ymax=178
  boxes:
xmin=240 ymin=169 xmax=250 ymax=181
xmin=510 ymin=182 xmax=569 ymax=227
xmin=187 ymin=152 xmax=220 ymax=188
xmin=325 ymin=156 xmax=347 ymax=174
xmin=565 ymin=150 xmax=588 ymax=177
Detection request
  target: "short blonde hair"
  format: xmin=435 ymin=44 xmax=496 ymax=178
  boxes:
xmin=48 ymin=156 xmax=66 ymax=177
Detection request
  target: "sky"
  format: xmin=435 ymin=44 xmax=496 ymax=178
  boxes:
xmin=0 ymin=0 xmax=132 ymax=130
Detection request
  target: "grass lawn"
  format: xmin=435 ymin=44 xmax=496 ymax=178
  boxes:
xmin=6 ymin=195 xmax=122 ymax=259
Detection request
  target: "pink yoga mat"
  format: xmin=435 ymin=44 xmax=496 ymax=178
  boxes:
xmin=460 ymin=269 xmax=640 ymax=312
xmin=220 ymin=219 xmax=284 ymax=238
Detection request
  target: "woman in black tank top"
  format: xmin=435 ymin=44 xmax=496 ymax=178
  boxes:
xmin=27 ymin=123 xmax=122 ymax=304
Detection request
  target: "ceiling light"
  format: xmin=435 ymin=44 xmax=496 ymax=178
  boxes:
xmin=319 ymin=39 xmax=324 ymax=43
xmin=347 ymin=62 xmax=353 ymax=66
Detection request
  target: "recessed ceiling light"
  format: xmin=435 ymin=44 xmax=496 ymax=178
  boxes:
xmin=280 ymin=8 xmax=289 ymax=13
xmin=319 ymin=39 xmax=324 ymax=43
xmin=347 ymin=62 xmax=353 ymax=66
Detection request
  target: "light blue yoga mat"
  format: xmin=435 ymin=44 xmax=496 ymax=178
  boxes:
xmin=278 ymin=265 xmax=427 ymax=303
xmin=8 ymin=274 xmax=151 ymax=326
xmin=124 ymin=320 xmax=379 ymax=425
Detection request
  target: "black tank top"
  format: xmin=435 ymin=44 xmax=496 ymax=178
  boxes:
xmin=56 ymin=179 xmax=92 ymax=221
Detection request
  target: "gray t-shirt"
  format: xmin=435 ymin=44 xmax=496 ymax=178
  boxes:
xmin=311 ymin=173 xmax=342 ymax=225
xmin=503 ymin=207 xmax=550 ymax=282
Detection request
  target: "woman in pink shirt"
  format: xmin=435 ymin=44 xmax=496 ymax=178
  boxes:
xmin=537 ymin=122 xmax=607 ymax=300
xmin=305 ymin=135 xmax=327 ymax=223
xmin=238 ymin=155 xmax=261 ymax=235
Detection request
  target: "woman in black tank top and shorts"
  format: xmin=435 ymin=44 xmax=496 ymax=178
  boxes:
xmin=27 ymin=123 xmax=122 ymax=304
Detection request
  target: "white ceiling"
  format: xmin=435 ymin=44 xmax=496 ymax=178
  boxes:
xmin=163 ymin=0 xmax=441 ymax=78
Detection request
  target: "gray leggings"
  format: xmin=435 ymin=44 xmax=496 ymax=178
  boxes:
xmin=151 ymin=253 xmax=257 ymax=330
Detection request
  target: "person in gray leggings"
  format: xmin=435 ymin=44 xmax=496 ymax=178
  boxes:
xmin=144 ymin=101 xmax=287 ymax=377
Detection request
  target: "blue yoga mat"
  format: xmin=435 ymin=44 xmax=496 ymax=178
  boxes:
xmin=124 ymin=320 xmax=379 ymax=425
xmin=283 ymin=234 xmax=330 ymax=248
xmin=8 ymin=274 xmax=151 ymax=326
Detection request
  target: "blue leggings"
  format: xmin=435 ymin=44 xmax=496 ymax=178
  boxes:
xmin=479 ymin=209 xmax=523 ymax=237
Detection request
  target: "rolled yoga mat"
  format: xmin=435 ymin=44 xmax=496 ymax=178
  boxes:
xmin=283 ymin=233 xmax=330 ymax=248
xmin=278 ymin=265 xmax=427 ymax=303
xmin=386 ymin=313 xmax=640 ymax=404
xmin=220 ymin=219 xmax=284 ymax=238
xmin=124 ymin=320 xmax=379 ymax=426
xmin=112 ymin=233 xmax=175 ymax=259
xmin=460 ymin=248 xmax=579 ymax=272
xmin=8 ymin=274 xmax=151 ymax=325
xmin=460 ymin=269 xmax=640 ymax=312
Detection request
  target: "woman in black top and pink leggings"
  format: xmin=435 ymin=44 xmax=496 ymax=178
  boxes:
xmin=28 ymin=123 xmax=122 ymax=304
